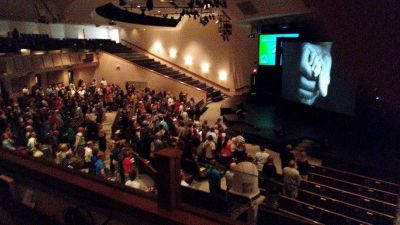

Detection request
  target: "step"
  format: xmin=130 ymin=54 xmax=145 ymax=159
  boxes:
xmin=114 ymin=52 xmax=135 ymax=56
xmin=186 ymin=80 xmax=200 ymax=85
xmin=169 ymin=74 xmax=186 ymax=79
xmin=212 ymin=95 xmax=224 ymax=102
xmin=113 ymin=51 xmax=226 ymax=104
xmin=209 ymin=90 xmax=221 ymax=98
xmin=130 ymin=58 xmax=155 ymax=63
xmin=163 ymin=70 xmax=182 ymax=76
xmin=155 ymin=67 xmax=175 ymax=73
xmin=195 ymin=83 xmax=207 ymax=89
xmin=140 ymin=61 xmax=162 ymax=67
xmin=177 ymin=77 xmax=193 ymax=82
xmin=205 ymin=87 xmax=214 ymax=93
xmin=123 ymin=55 xmax=149 ymax=60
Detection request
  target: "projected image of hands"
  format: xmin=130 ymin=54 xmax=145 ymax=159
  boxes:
xmin=298 ymin=42 xmax=332 ymax=105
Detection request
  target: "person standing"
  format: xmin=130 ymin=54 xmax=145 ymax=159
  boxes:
xmin=220 ymin=135 xmax=232 ymax=167
xmin=254 ymin=145 xmax=269 ymax=172
xmin=280 ymin=144 xmax=295 ymax=170
xmin=95 ymin=152 xmax=106 ymax=178
xmin=204 ymin=135 xmax=216 ymax=162
xmin=207 ymin=160 xmax=221 ymax=194
xmin=262 ymin=156 xmax=278 ymax=193
xmin=98 ymin=129 xmax=107 ymax=152
xmin=296 ymin=151 xmax=311 ymax=180
xmin=83 ymin=141 xmax=94 ymax=174
xmin=225 ymin=162 xmax=236 ymax=191
xmin=282 ymin=160 xmax=301 ymax=198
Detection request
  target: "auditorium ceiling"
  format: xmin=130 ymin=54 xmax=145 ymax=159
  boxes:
xmin=0 ymin=0 xmax=310 ymax=26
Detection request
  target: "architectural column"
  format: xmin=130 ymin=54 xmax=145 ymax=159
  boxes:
xmin=154 ymin=148 xmax=182 ymax=210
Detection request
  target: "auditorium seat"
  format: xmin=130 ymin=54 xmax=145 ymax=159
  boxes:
xmin=309 ymin=164 xmax=400 ymax=194
xmin=301 ymin=180 xmax=398 ymax=216
xmin=308 ymin=172 xmax=398 ymax=204
xmin=279 ymin=195 xmax=372 ymax=225
xmin=257 ymin=205 xmax=316 ymax=225
xmin=181 ymin=186 xmax=248 ymax=218
xmin=296 ymin=189 xmax=395 ymax=225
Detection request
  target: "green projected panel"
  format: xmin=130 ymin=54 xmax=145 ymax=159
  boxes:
xmin=259 ymin=33 xmax=299 ymax=66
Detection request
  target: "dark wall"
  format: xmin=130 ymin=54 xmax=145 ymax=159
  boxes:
xmin=310 ymin=0 xmax=400 ymax=153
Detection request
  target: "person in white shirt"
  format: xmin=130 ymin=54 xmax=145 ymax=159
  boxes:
xmin=27 ymin=132 xmax=43 ymax=157
xmin=206 ymin=128 xmax=217 ymax=143
xmin=254 ymin=145 xmax=269 ymax=172
xmin=167 ymin=97 xmax=174 ymax=110
xmin=180 ymin=108 xmax=189 ymax=122
xmin=27 ymin=131 xmax=37 ymax=152
xmin=100 ymin=77 xmax=107 ymax=87
xmin=84 ymin=141 xmax=93 ymax=172
xmin=22 ymin=87 xmax=29 ymax=95
xmin=77 ymin=87 xmax=85 ymax=97
xmin=203 ymin=135 xmax=216 ymax=161
xmin=74 ymin=127 xmax=85 ymax=151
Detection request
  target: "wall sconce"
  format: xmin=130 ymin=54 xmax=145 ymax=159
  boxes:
xmin=169 ymin=48 xmax=177 ymax=58
xmin=201 ymin=62 xmax=210 ymax=73
xmin=184 ymin=56 xmax=193 ymax=66
xmin=218 ymin=70 xmax=228 ymax=81
xmin=154 ymin=41 xmax=162 ymax=52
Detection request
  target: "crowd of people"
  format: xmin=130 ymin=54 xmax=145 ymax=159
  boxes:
xmin=0 ymin=77 xmax=252 ymax=190
xmin=1 ymin=77 xmax=312 ymax=198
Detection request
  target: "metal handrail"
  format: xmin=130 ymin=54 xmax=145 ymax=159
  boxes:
xmin=101 ymin=51 xmax=207 ymax=98
xmin=120 ymin=39 xmax=230 ymax=93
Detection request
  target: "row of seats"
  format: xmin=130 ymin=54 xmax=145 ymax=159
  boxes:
xmin=279 ymin=195 xmax=374 ymax=225
xmin=261 ymin=164 xmax=399 ymax=224
xmin=302 ymin=179 xmax=397 ymax=216
xmin=308 ymin=172 xmax=398 ymax=204
xmin=296 ymin=189 xmax=395 ymax=225
xmin=309 ymin=164 xmax=399 ymax=194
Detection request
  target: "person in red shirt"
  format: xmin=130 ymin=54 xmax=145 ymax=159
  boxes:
xmin=122 ymin=149 xmax=134 ymax=182
xmin=175 ymin=100 xmax=181 ymax=113
xmin=53 ymin=97 xmax=63 ymax=110
xmin=220 ymin=135 xmax=232 ymax=167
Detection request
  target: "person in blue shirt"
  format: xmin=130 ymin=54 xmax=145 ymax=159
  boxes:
xmin=95 ymin=152 xmax=106 ymax=178
xmin=207 ymin=160 xmax=221 ymax=194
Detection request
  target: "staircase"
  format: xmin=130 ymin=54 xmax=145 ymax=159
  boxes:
xmin=111 ymin=50 xmax=227 ymax=103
